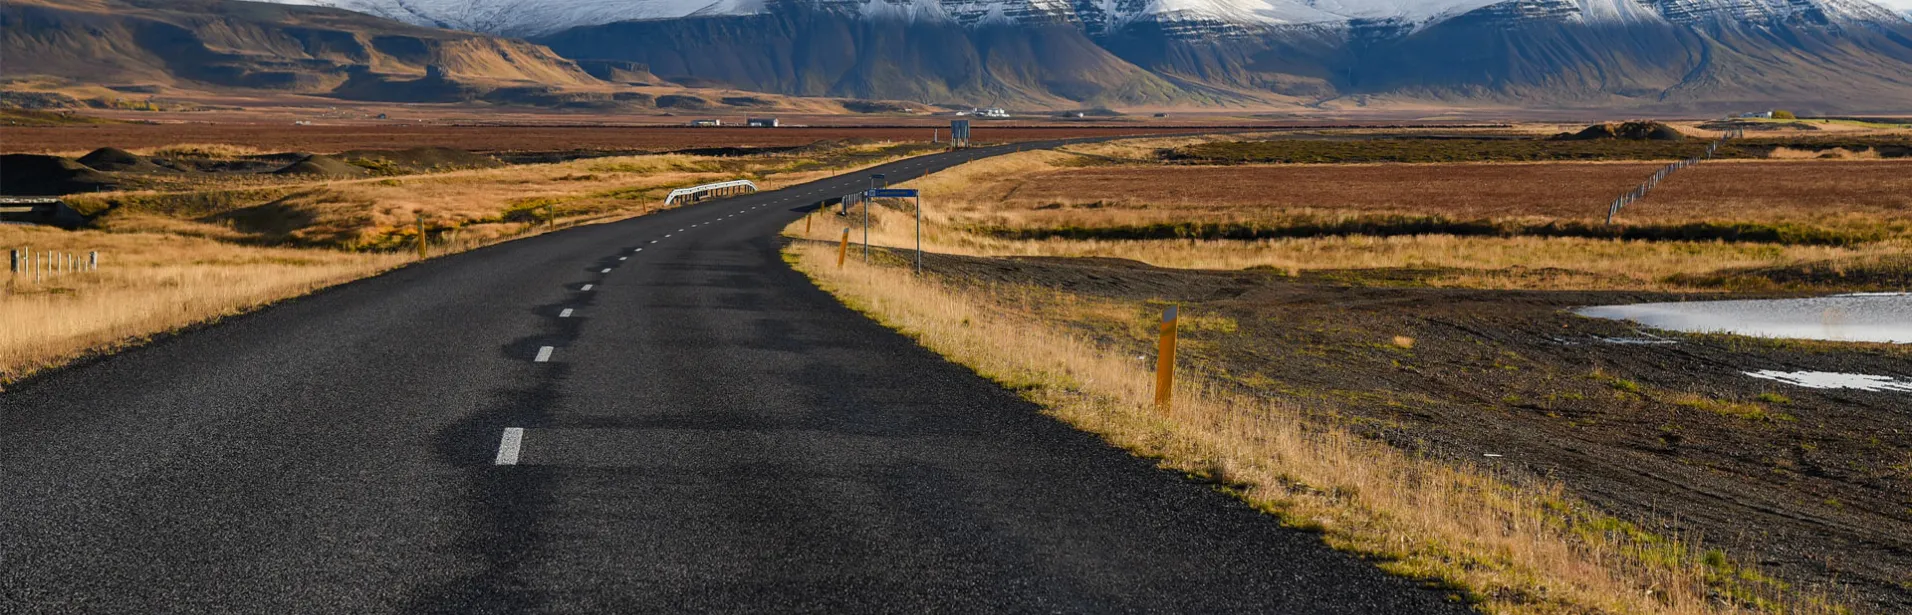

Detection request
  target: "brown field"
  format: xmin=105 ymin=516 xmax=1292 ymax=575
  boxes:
xmin=790 ymin=149 xmax=1911 ymax=291
xmin=0 ymin=124 xmax=1226 ymax=155
xmin=963 ymin=158 xmax=1912 ymax=227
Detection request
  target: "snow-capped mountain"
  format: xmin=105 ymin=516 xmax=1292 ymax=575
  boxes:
xmin=273 ymin=0 xmax=1911 ymax=35
xmin=26 ymin=0 xmax=1905 ymax=110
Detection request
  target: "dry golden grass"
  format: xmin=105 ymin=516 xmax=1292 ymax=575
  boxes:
xmin=0 ymin=226 xmax=411 ymax=384
xmin=784 ymin=236 xmax=1841 ymax=615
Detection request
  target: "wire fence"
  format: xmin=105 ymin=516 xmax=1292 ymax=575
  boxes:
xmin=1605 ymin=128 xmax=1743 ymax=224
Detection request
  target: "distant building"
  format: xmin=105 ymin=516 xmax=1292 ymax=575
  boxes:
xmin=978 ymin=107 xmax=1010 ymax=118
xmin=1737 ymin=111 xmax=1774 ymax=119
xmin=688 ymin=119 xmax=722 ymax=127
xmin=746 ymin=117 xmax=779 ymax=128
xmin=0 ymin=197 xmax=84 ymax=229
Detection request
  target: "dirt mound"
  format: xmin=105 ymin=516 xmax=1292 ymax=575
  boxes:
xmin=76 ymin=147 xmax=165 ymax=172
xmin=274 ymin=154 xmax=370 ymax=177
xmin=1554 ymin=121 xmax=1686 ymax=141
xmin=334 ymin=147 xmax=502 ymax=173
xmin=0 ymin=154 xmax=114 ymax=195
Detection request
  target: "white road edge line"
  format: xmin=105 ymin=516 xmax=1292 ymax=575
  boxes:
xmin=559 ymin=308 xmax=574 ymax=318
xmin=494 ymin=428 xmax=524 ymax=465
xmin=534 ymin=346 xmax=555 ymax=362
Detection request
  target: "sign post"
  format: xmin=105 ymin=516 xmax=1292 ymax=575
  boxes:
xmin=950 ymin=120 xmax=971 ymax=149
xmin=866 ymin=175 xmax=885 ymax=264
xmin=867 ymin=188 xmax=921 ymax=274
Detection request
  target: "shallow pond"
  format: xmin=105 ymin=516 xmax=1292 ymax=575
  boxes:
xmin=1574 ymin=293 xmax=1912 ymax=344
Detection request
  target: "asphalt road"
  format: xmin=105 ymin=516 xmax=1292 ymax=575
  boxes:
xmin=2 ymin=141 xmax=1471 ymax=613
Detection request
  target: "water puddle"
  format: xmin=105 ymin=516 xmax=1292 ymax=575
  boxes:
xmin=1575 ymin=293 xmax=1912 ymax=344
xmin=1745 ymin=370 xmax=1912 ymax=392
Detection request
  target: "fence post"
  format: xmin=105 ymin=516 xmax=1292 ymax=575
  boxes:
xmin=9 ymin=249 xmax=18 ymax=274
xmin=1154 ymin=305 xmax=1180 ymax=414
xmin=89 ymin=251 xmax=98 ymax=271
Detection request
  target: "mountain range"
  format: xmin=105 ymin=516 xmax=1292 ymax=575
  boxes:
xmin=250 ymin=0 xmax=1912 ymax=111
xmin=5 ymin=0 xmax=1910 ymax=111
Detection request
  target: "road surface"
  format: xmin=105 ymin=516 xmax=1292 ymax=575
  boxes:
xmin=2 ymin=142 xmax=1470 ymax=613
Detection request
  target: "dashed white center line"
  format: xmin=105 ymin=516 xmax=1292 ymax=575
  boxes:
xmin=664 ymin=234 xmax=672 ymax=238
xmin=601 ymin=268 xmax=611 ymax=273
xmin=534 ymin=346 xmax=555 ymax=362
xmin=635 ymin=248 xmax=643 ymax=252
xmin=581 ymin=284 xmax=594 ymax=291
xmin=619 ymin=256 xmax=627 ymax=261
xmin=559 ymin=308 xmax=574 ymax=318
xmin=494 ymin=428 xmax=524 ymax=465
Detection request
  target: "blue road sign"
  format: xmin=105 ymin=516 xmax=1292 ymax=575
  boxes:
xmin=867 ymin=189 xmax=919 ymax=198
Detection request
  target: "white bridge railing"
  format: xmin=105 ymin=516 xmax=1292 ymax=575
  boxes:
xmin=665 ymin=179 xmax=758 ymax=206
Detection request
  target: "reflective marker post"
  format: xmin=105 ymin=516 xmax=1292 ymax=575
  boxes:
xmin=838 ymin=228 xmax=850 ymax=268
xmin=1154 ymin=305 xmax=1179 ymax=414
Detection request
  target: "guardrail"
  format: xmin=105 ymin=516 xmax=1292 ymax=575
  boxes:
xmin=664 ymin=179 xmax=758 ymax=206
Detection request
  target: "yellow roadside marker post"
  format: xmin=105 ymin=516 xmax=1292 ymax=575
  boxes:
xmin=806 ymin=208 xmax=813 ymax=234
xmin=416 ymin=213 xmax=428 ymax=259
xmin=837 ymin=228 xmax=850 ymax=268
xmin=1154 ymin=305 xmax=1179 ymax=414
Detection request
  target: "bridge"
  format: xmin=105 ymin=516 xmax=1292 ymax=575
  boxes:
xmin=664 ymin=179 xmax=758 ymax=206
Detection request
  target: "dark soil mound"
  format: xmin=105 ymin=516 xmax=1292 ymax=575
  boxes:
xmin=1554 ymin=121 xmax=1686 ymax=141
xmin=274 ymin=154 xmax=370 ymax=177
xmin=720 ymin=96 xmax=775 ymax=108
xmin=77 ymin=147 xmax=166 ymax=172
xmin=656 ymin=94 xmax=712 ymax=110
xmin=841 ymin=100 xmax=916 ymax=114
xmin=334 ymin=147 xmax=502 ymax=173
xmin=0 ymin=154 xmax=114 ymax=195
